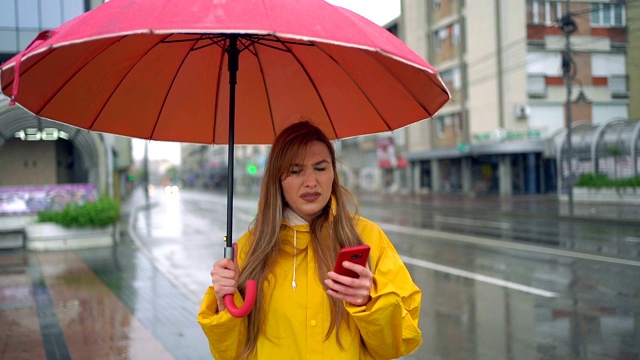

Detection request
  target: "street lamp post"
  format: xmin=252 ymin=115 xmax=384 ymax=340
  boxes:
xmin=560 ymin=1 xmax=576 ymax=216
xmin=144 ymin=140 xmax=150 ymax=207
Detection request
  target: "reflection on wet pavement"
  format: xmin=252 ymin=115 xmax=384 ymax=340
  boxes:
xmin=0 ymin=237 xmax=210 ymax=360
xmin=397 ymin=236 xmax=640 ymax=360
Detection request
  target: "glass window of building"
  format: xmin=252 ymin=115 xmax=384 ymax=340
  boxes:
xmin=0 ymin=0 xmax=86 ymax=55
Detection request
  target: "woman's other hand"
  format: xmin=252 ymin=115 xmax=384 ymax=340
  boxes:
xmin=325 ymin=261 xmax=373 ymax=306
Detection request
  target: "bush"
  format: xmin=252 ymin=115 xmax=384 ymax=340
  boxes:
xmin=37 ymin=197 xmax=120 ymax=228
xmin=574 ymin=173 xmax=640 ymax=189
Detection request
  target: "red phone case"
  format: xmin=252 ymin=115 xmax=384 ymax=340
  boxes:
xmin=333 ymin=245 xmax=370 ymax=278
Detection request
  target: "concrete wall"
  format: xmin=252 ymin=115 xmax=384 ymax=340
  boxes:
xmin=0 ymin=139 xmax=57 ymax=186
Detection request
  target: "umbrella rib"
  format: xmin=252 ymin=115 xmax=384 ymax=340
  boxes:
xmin=251 ymin=43 xmax=277 ymax=139
xmin=38 ymin=38 xmax=125 ymax=115
xmin=149 ymin=36 xmax=200 ymax=140
xmin=87 ymin=34 xmax=171 ymax=133
xmin=277 ymin=40 xmax=338 ymax=138
xmin=248 ymin=36 xmax=312 ymax=53
xmin=16 ymin=36 xmax=125 ymax=115
xmin=312 ymin=42 xmax=393 ymax=132
xmin=161 ymin=34 xmax=223 ymax=47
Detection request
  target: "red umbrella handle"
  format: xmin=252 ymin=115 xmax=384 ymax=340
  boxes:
xmin=223 ymin=280 xmax=257 ymax=317
xmin=222 ymin=242 xmax=256 ymax=317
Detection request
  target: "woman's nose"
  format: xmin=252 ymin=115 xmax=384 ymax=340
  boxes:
xmin=302 ymin=171 xmax=317 ymax=187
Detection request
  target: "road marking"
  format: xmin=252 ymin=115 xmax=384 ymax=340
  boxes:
xmin=434 ymin=215 xmax=512 ymax=229
xmin=380 ymin=223 xmax=640 ymax=267
xmin=625 ymin=237 xmax=640 ymax=243
xmin=401 ymin=256 xmax=559 ymax=298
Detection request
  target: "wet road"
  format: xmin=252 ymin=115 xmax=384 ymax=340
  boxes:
xmin=356 ymin=193 xmax=640 ymax=261
xmin=131 ymin=188 xmax=640 ymax=359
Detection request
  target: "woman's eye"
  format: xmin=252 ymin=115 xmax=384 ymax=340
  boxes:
xmin=315 ymin=167 xmax=326 ymax=172
xmin=290 ymin=169 xmax=301 ymax=175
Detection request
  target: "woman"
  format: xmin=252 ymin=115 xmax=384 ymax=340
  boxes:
xmin=197 ymin=121 xmax=422 ymax=359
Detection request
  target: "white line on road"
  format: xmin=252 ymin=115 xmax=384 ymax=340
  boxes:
xmin=401 ymin=256 xmax=559 ymax=298
xmin=434 ymin=215 xmax=512 ymax=229
xmin=380 ymin=223 xmax=640 ymax=267
xmin=625 ymin=237 xmax=640 ymax=243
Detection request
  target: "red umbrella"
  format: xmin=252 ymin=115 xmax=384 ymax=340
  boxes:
xmin=1 ymin=0 xmax=450 ymax=317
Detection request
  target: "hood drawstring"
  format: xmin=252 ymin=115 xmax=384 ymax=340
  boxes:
xmin=292 ymin=228 xmax=297 ymax=292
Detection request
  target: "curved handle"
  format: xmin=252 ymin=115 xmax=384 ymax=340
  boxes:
xmin=223 ymin=279 xmax=257 ymax=318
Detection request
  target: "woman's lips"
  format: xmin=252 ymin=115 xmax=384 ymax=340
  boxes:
xmin=301 ymin=192 xmax=321 ymax=202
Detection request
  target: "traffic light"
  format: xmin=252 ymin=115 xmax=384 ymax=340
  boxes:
xmin=247 ymin=164 xmax=258 ymax=175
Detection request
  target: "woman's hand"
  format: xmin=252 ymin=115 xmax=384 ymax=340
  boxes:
xmin=211 ymin=245 xmax=240 ymax=312
xmin=325 ymin=261 xmax=373 ymax=306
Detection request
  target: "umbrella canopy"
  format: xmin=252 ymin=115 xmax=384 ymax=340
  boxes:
xmin=1 ymin=0 xmax=450 ymax=317
xmin=1 ymin=0 xmax=450 ymax=144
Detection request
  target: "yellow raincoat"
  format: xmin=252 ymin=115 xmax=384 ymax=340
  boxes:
xmin=197 ymin=210 xmax=422 ymax=359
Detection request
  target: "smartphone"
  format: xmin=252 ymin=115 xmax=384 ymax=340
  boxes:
xmin=333 ymin=245 xmax=370 ymax=278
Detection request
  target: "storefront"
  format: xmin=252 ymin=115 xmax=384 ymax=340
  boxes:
xmin=407 ymin=138 xmax=557 ymax=196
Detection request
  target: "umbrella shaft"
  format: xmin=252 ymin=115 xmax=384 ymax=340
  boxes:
xmin=225 ymin=36 xmax=239 ymax=251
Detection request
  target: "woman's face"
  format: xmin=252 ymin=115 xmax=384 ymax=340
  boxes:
xmin=281 ymin=141 xmax=334 ymax=223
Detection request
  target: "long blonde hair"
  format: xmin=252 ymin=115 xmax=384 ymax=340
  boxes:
xmin=236 ymin=121 xmax=364 ymax=359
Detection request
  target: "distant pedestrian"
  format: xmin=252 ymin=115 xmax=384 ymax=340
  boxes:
xmin=198 ymin=121 xmax=422 ymax=359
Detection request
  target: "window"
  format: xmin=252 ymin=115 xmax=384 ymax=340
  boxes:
xmin=0 ymin=0 xmax=86 ymax=54
xmin=433 ymin=28 xmax=448 ymax=54
xmin=527 ymin=52 xmax=562 ymax=76
xmin=436 ymin=117 xmax=445 ymax=138
xmin=544 ymin=1 xmax=561 ymax=25
xmin=439 ymin=28 xmax=449 ymax=41
xmin=440 ymin=68 xmax=462 ymax=91
xmin=453 ymin=114 xmax=463 ymax=135
xmin=433 ymin=32 xmax=441 ymax=53
xmin=530 ymin=1 xmax=565 ymax=25
xmin=592 ymin=53 xmax=626 ymax=77
xmin=0 ymin=0 xmax=16 ymax=26
xmin=452 ymin=22 xmax=460 ymax=45
xmin=591 ymin=3 xmax=625 ymax=27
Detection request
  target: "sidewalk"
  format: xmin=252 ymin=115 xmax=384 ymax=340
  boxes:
xmin=0 ymin=189 xmax=212 ymax=360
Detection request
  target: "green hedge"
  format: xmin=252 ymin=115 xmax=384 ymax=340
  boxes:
xmin=574 ymin=173 xmax=640 ymax=189
xmin=37 ymin=197 xmax=121 ymax=228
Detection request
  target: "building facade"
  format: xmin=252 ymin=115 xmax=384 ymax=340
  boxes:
xmin=399 ymin=0 xmax=632 ymax=196
xmin=0 ymin=0 xmax=133 ymax=200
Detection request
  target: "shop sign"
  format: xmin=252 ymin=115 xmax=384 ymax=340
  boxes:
xmin=14 ymin=128 xmax=69 ymax=141
xmin=474 ymin=128 xmax=542 ymax=143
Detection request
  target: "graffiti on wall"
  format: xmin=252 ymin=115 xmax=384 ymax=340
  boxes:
xmin=0 ymin=184 xmax=97 ymax=215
